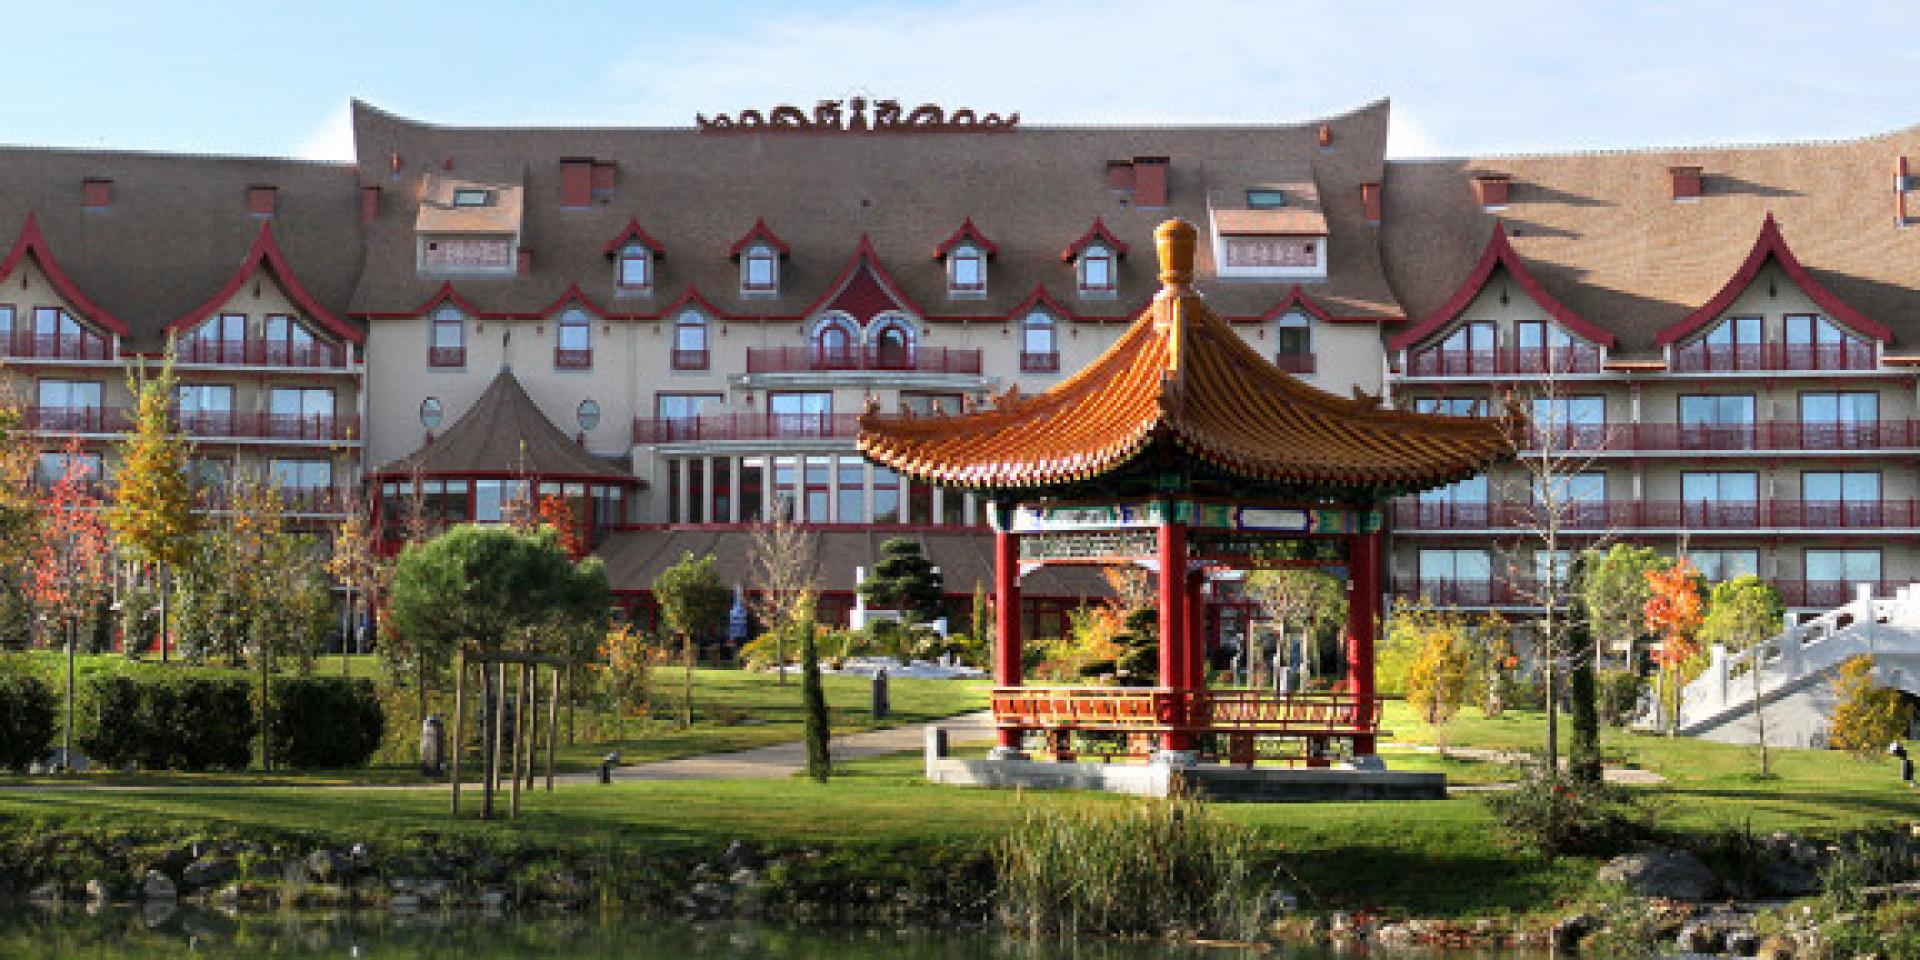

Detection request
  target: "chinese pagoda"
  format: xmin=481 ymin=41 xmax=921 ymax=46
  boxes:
xmin=859 ymin=219 xmax=1514 ymax=770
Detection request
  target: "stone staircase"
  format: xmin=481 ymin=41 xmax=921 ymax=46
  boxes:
xmin=1665 ymin=585 xmax=1920 ymax=747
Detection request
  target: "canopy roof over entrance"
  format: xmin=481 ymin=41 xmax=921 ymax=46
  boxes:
xmin=858 ymin=219 xmax=1514 ymax=500
xmin=374 ymin=367 xmax=631 ymax=482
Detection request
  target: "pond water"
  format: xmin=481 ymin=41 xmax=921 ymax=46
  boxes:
xmin=0 ymin=908 xmax=1540 ymax=959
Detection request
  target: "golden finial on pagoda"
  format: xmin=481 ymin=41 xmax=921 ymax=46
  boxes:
xmin=1156 ymin=218 xmax=1196 ymax=289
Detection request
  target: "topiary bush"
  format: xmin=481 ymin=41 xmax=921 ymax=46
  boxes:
xmin=267 ymin=676 xmax=385 ymax=769
xmin=78 ymin=669 xmax=255 ymax=771
xmin=0 ymin=671 xmax=56 ymax=771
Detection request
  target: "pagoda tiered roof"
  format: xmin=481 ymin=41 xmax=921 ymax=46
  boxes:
xmin=858 ymin=220 xmax=1514 ymax=497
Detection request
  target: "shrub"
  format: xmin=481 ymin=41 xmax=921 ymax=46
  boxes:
xmin=267 ymin=677 xmax=385 ymax=769
xmin=78 ymin=669 xmax=255 ymax=771
xmin=1597 ymin=668 xmax=1644 ymax=726
xmin=1480 ymin=757 xmax=1654 ymax=857
xmin=0 ymin=670 xmax=55 ymax=771
xmin=1829 ymin=655 xmax=1916 ymax=756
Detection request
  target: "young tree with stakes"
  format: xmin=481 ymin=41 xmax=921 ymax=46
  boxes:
xmin=1697 ymin=575 xmax=1786 ymax=775
xmin=108 ymin=348 xmax=198 ymax=662
xmin=652 ymin=552 xmax=730 ymax=728
xmin=748 ymin=514 xmax=819 ymax=685
xmin=31 ymin=440 xmax=112 ymax=770
xmin=1582 ymin=543 xmax=1668 ymax=672
xmin=1643 ymin=558 xmax=1706 ymax=736
xmin=326 ymin=471 xmax=386 ymax=674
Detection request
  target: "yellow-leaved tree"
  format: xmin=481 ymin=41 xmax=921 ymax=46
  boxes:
xmin=1405 ymin=607 xmax=1473 ymax=756
xmin=1829 ymin=655 xmax=1916 ymax=758
xmin=109 ymin=346 xmax=198 ymax=661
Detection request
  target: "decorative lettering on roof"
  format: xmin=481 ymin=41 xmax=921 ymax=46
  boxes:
xmin=1224 ymin=237 xmax=1318 ymax=269
xmin=697 ymin=97 xmax=1018 ymax=134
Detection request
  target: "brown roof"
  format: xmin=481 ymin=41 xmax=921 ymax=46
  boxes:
xmin=596 ymin=527 xmax=1109 ymax=597
xmin=1381 ymin=124 xmax=1920 ymax=357
xmin=0 ymin=145 xmax=363 ymax=350
xmin=375 ymin=367 xmax=629 ymax=480
xmin=857 ymin=220 xmax=1514 ymax=494
xmin=348 ymin=99 xmax=1401 ymax=322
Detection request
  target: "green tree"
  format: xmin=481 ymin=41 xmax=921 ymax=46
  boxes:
xmin=652 ymin=551 xmax=730 ymax=728
xmin=1583 ymin=544 xmax=1667 ymax=671
xmin=1244 ymin=568 xmax=1345 ymax=688
xmin=859 ymin=537 xmax=945 ymax=624
xmin=1698 ymin=575 xmax=1787 ymax=775
xmin=108 ymin=348 xmax=199 ymax=663
xmin=797 ymin=592 xmax=830 ymax=782
xmin=971 ymin=581 xmax=991 ymax=656
xmin=1567 ymin=623 xmax=1603 ymax=785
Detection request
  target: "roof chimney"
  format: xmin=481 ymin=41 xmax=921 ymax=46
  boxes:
xmin=560 ymin=157 xmax=593 ymax=207
xmin=361 ymin=185 xmax=381 ymax=225
xmin=591 ymin=161 xmax=617 ymax=202
xmin=1317 ymin=123 xmax=1333 ymax=148
xmin=247 ymin=185 xmax=277 ymax=218
xmin=517 ymin=246 xmax=533 ymax=275
xmin=1132 ymin=156 xmax=1169 ymax=208
xmin=1359 ymin=182 xmax=1382 ymax=224
xmin=1106 ymin=160 xmax=1134 ymax=192
xmin=1669 ymin=165 xmax=1702 ymax=202
xmin=1473 ymin=174 xmax=1511 ymax=209
xmin=82 ymin=178 xmax=113 ymax=210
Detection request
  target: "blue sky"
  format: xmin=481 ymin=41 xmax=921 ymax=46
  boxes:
xmin=13 ymin=1 xmax=1916 ymax=160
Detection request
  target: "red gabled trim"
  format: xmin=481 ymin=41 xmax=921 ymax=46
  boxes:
xmin=354 ymin=281 xmax=487 ymax=320
xmin=602 ymin=219 xmax=665 ymax=257
xmin=0 ymin=214 xmax=128 ymax=336
xmin=659 ymin=286 xmax=725 ymax=319
xmin=536 ymin=282 xmax=610 ymax=320
xmin=1258 ymin=285 xmax=1338 ymax=325
xmin=1387 ymin=223 xmax=1614 ymax=352
xmin=933 ymin=217 xmax=998 ymax=259
xmin=798 ymin=235 xmax=923 ymax=320
xmin=171 ymin=221 xmax=361 ymax=345
xmin=1059 ymin=217 xmax=1129 ymax=262
xmin=727 ymin=218 xmax=789 ymax=260
xmin=1654 ymin=213 xmax=1891 ymax=346
xmin=1004 ymin=284 xmax=1077 ymax=323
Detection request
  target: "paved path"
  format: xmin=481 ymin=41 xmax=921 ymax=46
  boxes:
xmin=572 ymin=711 xmax=996 ymax=783
xmin=1388 ymin=744 xmax=1668 ymax=793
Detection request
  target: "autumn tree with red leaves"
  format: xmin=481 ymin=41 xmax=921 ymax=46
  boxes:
xmin=1643 ymin=558 xmax=1705 ymax=735
xmin=32 ymin=439 xmax=113 ymax=770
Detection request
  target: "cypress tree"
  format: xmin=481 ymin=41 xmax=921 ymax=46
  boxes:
xmin=1568 ymin=623 xmax=1603 ymax=786
xmin=799 ymin=594 xmax=830 ymax=782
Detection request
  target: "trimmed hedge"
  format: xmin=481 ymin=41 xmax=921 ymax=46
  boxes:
xmin=78 ymin=670 xmax=255 ymax=771
xmin=0 ymin=671 xmax=55 ymax=771
xmin=267 ymin=677 xmax=385 ymax=769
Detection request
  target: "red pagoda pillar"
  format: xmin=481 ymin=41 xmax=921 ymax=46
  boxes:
xmin=993 ymin=527 xmax=1022 ymax=751
xmin=1346 ymin=530 xmax=1382 ymax=756
xmin=1157 ymin=521 xmax=1191 ymax=753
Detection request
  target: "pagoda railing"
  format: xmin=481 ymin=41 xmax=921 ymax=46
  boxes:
xmin=991 ymin=687 xmax=1379 ymax=736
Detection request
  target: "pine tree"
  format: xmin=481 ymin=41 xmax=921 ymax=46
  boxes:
xmin=108 ymin=347 xmax=198 ymax=661
xmin=1567 ymin=624 xmax=1603 ymax=785
xmin=798 ymin=593 xmax=831 ymax=783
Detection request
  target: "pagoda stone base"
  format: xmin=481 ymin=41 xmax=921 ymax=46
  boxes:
xmin=923 ymin=730 xmax=1444 ymax=802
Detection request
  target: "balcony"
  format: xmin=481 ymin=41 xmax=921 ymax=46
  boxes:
xmin=178 ymin=338 xmax=349 ymax=370
xmin=1020 ymin=352 xmax=1061 ymax=373
xmin=633 ymin=412 xmax=861 ymax=444
xmin=745 ymin=346 xmax=983 ymax=375
xmin=1522 ymin=420 xmax=1920 ymax=453
xmin=23 ymin=405 xmax=126 ymax=433
xmin=1393 ymin=498 xmax=1920 ymax=532
xmin=1669 ymin=341 xmax=1875 ymax=373
xmin=195 ymin=485 xmax=348 ymax=515
xmin=1391 ymin=576 xmax=1544 ymax=607
xmin=555 ymin=348 xmax=593 ymax=370
xmin=671 ymin=349 xmax=710 ymax=371
xmin=1274 ymin=352 xmax=1316 ymax=375
xmin=1403 ymin=346 xmax=1603 ymax=378
xmin=1 ymin=331 xmax=113 ymax=361
xmin=1774 ymin=580 xmax=1905 ymax=608
xmin=428 ymin=346 xmax=466 ymax=368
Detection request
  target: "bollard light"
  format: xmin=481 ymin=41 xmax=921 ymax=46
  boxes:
xmin=1890 ymin=741 xmax=1913 ymax=787
xmin=600 ymin=751 xmax=620 ymax=785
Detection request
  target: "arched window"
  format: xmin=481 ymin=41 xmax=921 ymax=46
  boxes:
xmin=869 ymin=316 xmax=916 ymax=370
xmin=672 ymin=310 xmax=709 ymax=370
xmin=811 ymin=314 xmax=859 ymax=369
xmin=430 ymin=306 xmax=465 ymax=367
xmin=556 ymin=307 xmax=593 ymax=369
xmin=1021 ymin=311 xmax=1058 ymax=372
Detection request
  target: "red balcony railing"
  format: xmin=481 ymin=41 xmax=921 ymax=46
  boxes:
xmin=633 ymin=413 xmax=861 ymax=444
xmin=745 ymin=346 xmax=983 ymax=375
xmin=1669 ymin=341 xmax=1875 ymax=373
xmin=1520 ymin=420 xmax=1920 ymax=453
xmin=1391 ymin=576 xmax=1545 ymax=607
xmin=178 ymin=338 xmax=348 ymax=369
xmin=1403 ymin=346 xmax=1602 ymax=377
xmin=1020 ymin=352 xmax=1061 ymax=373
xmin=184 ymin=412 xmax=359 ymax=442
xmin=1394 ymin=498 xmax=1920 ymax=531
xmin=1 ymin=331 xmax=113 ymax=361
xmin=23 ymin=405 xmax=126 ymax=433
xmin=428 ymin=346 xmax=466 ymax=368
xmin=1275 ymin=352 xmax=1317 ymax=374
xmin=671 ymin=349 xmax=710 ymax=371
xmin=555 ymin=348 xmax=593 ymax=370
xmin=1774 ymin=580 xmax=1905 ymax=608
xmin=195 ymin=485 xmax=348 ymax=514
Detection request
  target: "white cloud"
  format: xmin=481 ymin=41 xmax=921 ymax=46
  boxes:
xmin=292 ymin=103 xmax=355 ymax=162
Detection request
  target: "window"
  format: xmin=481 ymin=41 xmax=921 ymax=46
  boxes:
xmin=654 ymin=393 xmax=721 ymax=441
xmin=1441 ymin=321 xmax=1494 ymax=355
xmin=869 ymin=319 xmax=915 ymax=370
xmin=451 ymin=188 xmax=490 ymax=208
xmin=472 ymin=479 xmax=528 ymax=524
xmin=1802 ymin=471 xmax=1881 ymax=526
xmin=577 ymin=399 xmax=601 ymax=431
xmin=1799 ymin=391 xmax=1879 ymax=448
xmin=804 ymin=456 xmax=831 ymax=524
xmin=174 ymin=384 xmax=234 ymax=435
xmin=616 ymin=244 xmax=652 ymax=292
xmin=812 ymin=315 xmax=858 ymax=367
xmin=1021 ymin=311 xmax=1058 ymax=372
xmin=36 ymin=451 xmax=101 ymax=488
xmin=1676 ymin=394 xmax=1756 ymax=450
xmin=1533 ymin=550 xmax=1575 ymax=588
xmin=1418 ymin=549 xmax=1491 ymax=583
xmin=1681 ymin=471 xmax=1760 ymax=527
xmin=1275 ymin=310 xmax=1313 ymax=373
xmin=1534 ymin=473 xmax=1607 ymax=526
xmin=181 ymin=312 xmax=245 ymax=364
xmin=1245 ymin=189 xmax=1287 ymax=209
xmin=263 ymin=314 xmax=322 ymax=366
xmin=1784 ymin=312 xmax=1873 ymax=369
xmin=1077 ymin=244 xmax=1115 ymax=294
xmin=269 ymin=387 xmax=335 ymax=439
xmin=871 ymin=464 xmax=901 ymax=524
xmin=1805 ymin=549 xmax=1881 ymax=593
xmin=1416 ymin=475 xmax=1488 ymax=527
xmin=36 ymin=380 xmax=104 ymax=432
xmin=1531 ymin=395 xmax=1605 ymax=448
xmin=1413 ymin=397 xmax=1484 ymax=417
xmin=769 ymin=391 xmax=832 ymax=438
xmin=1687 ymin=550 xmax=1759 ymax=582
xmin=837 ymin=456 xmax=866 ymax=523
xmin=742 ymin=245 xmax=778 ymax=293
xmin=430 ymin=306 xmax=465 ymax=367
xmin=0 ymin=305 xmax=13 ymax=347
xmin=420 ymin=397 xmax=443 ymax=430
xmin=948 ymin=244 xmax=986 ymax=295
xmin=672 ymin=310 xmax=709 ymax=370
xmin=1516 ymin=320 xmax=1590 ymax=373
xmin=269 ymin=459 xmax=332 ymax=491
xmin=556 ymin=307 xmax=592 ymax=369
xmin=1677 ymin=314 xmax=1763 ymax=371
xmin=187 ymin=457 xmax=229 ymax=492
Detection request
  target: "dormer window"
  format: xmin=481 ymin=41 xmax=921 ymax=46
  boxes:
xmin=452 ymin=188 xmax=491 ymax=208
xmin=672 ymin=309 xmax=710 ymax=370
xmin=616 ymin=243 xmax=652 ymax=293
xmin=948 ymin=244 xmax=986 ymax=296
xmin=1078 ymin=244 xmax=1116 ymax=296
xmin=556 ymin=306 xmax=592 ymax=370
xmin=742 ymin=245 xmax=778 ymax=294
xmin=430 ymin=305 xmax=466 ymax=368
